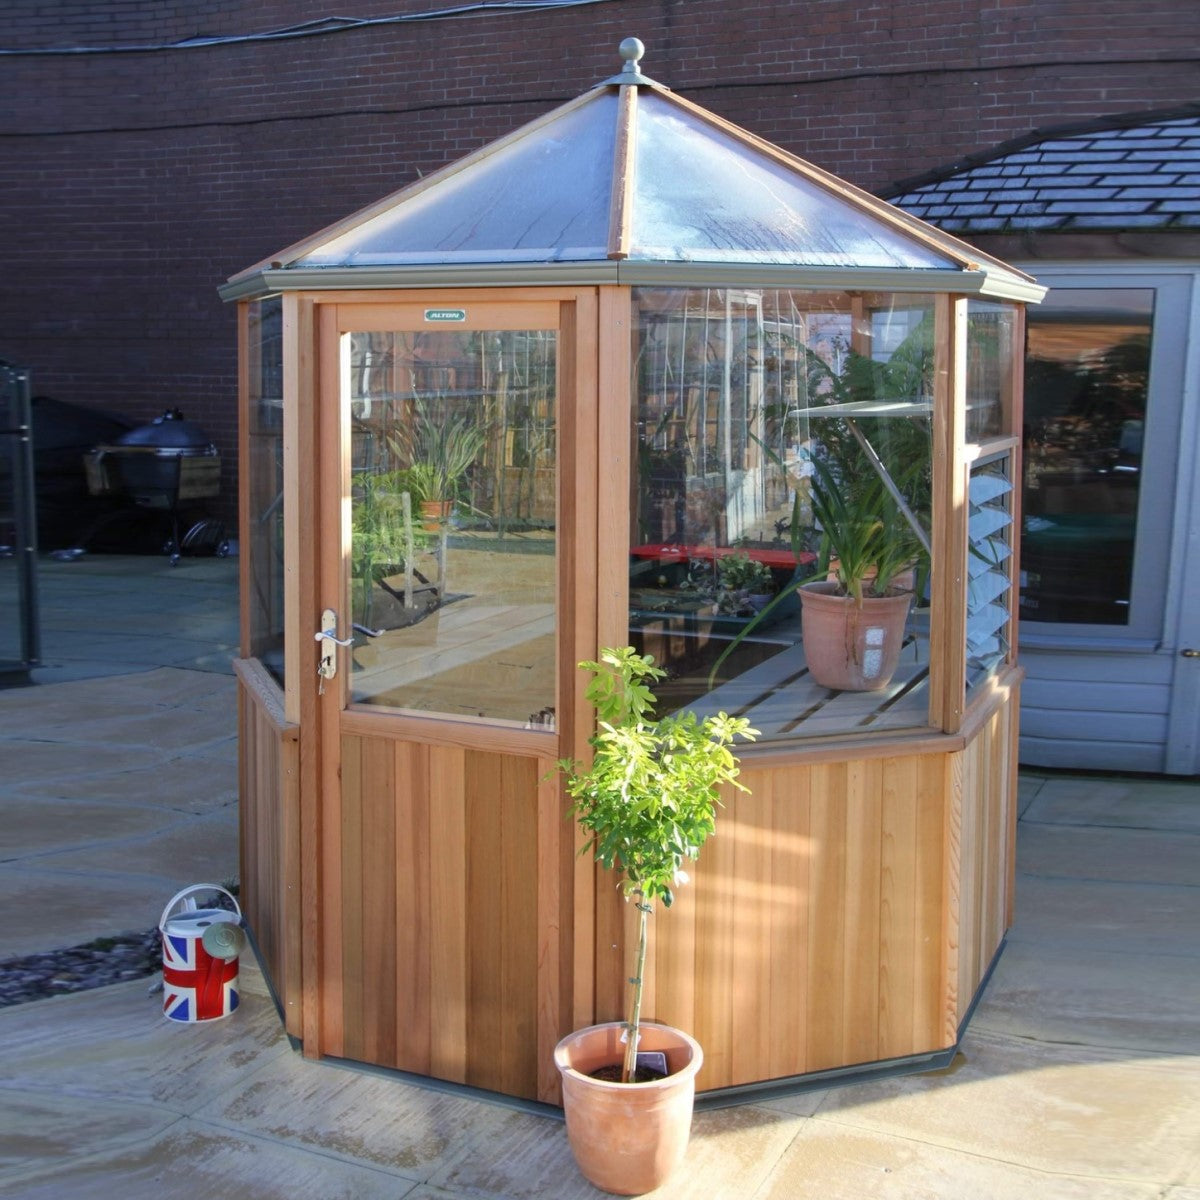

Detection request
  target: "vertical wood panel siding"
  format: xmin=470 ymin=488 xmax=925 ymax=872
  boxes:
xmin=314 ymin=693 xmax=1017 ymax=1099
xmin=610 ymin=723 xmax=1012 ymax=1093
xmin=953 ymin=703 xmax=1017 ymax=1027
xmin=237 ymin=671 xmax=301 ymax=1037
xmin=336 ymin=735 xmax=551 ymax=1101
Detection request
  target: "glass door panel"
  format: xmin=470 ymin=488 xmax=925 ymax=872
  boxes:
xmin=344 ymin=325 xmax=557 ymax=727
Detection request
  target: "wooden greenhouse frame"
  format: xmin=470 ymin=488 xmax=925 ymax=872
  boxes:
xmin=223 ymin=43 xmax=1043 ymax=1106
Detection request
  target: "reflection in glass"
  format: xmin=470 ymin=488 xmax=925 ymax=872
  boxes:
xmin=246 ymin=297 xmax=285 ymax=681
xmin=629 ymin=288 xmax=934 ymax=742
xmin=1021 ymin=289 xmax=1152 ymax=625
xmin=966 ymin=300 xmax=1016 ymax=442
xmin=346 ymin=328 xmax=557 ymax=726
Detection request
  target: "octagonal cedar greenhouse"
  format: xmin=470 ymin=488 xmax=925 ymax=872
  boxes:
xmin=222 ymin=42 xmax=1043 ymax=1106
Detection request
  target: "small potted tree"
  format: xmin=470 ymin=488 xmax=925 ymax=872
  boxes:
xmin=554 ymin=647 xmax=757 ymax=1195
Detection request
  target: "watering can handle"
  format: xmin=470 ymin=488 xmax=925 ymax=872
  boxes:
xmin=159 ymin=883 xmax=242 ymax=931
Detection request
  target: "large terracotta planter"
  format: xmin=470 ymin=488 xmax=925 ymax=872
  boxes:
xmin=800 ymin=580 xmax=913 ymax=691
xmin=554 ymin=1022 xmax=703 ymax=1195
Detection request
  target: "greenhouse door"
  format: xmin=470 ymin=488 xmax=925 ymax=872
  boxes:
xmin=303 ymin=291 xmax=592 ymax=1098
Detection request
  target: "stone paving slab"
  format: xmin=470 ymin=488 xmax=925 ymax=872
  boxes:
xmin=1016 ymin=821 xmax=1200 ymax=886
xmin=3 ymin=705 xmax=236 ymax=754
xmin=0 ymin=870 xmax=188 ymax=956
xmin=0 ymin=1121 xmax=420 ymax=1200
xmin=1011 ymin=874 xmax=1200 ymax=955
xmin=26 ymin=555 xmax=238 ymax=685
xmin=1022 ymin=774 xmax=1200 ymax=832
xmin=36 ymin=632 xmax=237 ymax=676
xmin=432 ymin=1101 xmax=808 ymax=1200
xmin=812 ymin=1030 xmax=1200 ymax=1185
xmin=1 ymin=796 xmax=182 ymax=857
xmin=0 ymin=668 xmax=236 ymax=743
xmin=750 ymin=1122 xmax=1166 ymax=1200
xmin=14 ymin=751 xmax=238 ymax=813
xmin=0 ymin=967 xmax=287 ymax=1110
xmin=194 ymin=1052 xmax=535 ymax=1183
xmin=971 ymin=939 xmax=1200 ymax=1055
xmin=0 ymin=1087 xmax=179 ymax=1178
xmin=28 ymin=808 xmax=238 ymax=883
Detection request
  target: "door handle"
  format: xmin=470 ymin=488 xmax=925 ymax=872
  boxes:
xmin=315 ymin=608 xmax=353 ymax=683
xmin=1182 ymin=649 xmax=1200 ymax=659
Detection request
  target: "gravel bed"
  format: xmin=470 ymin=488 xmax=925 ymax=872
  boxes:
xmin=0 ymin=930 xmax=162 ymax=1007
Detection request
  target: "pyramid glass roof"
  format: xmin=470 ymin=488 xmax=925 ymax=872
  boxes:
xmin=223 ymin=44 xmax=1041 ymax=302
xmin=297 ymin=93 xmax=619 ymax=266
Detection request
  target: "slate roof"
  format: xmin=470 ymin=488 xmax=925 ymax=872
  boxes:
xmin=886 ymin=108 xmax=1200 ymax=234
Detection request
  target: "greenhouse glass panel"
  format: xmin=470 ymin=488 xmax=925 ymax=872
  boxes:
xmin=629 ymin=287 xmax=935 ymax=743
xmin=246 ymin=297 xmax=285 ymax=682
xmin=630 ymin=94 xmax=957 ymax=268
xmin=296 ymin=95 xmax=617 ymax=266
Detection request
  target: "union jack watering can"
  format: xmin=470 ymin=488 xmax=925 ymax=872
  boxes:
xmin=159 ymin=884 xmax=244 ymax=1023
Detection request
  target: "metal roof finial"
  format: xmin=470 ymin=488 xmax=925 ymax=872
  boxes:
xmin=618 ymin=38 xmax=645 ymax=76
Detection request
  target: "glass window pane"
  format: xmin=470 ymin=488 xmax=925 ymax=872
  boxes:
xmin=1021 ymin=289 xmax=1152 ymax=625
xmin=630 ymin=288 xmax=934 ymax=743
xmin=346 ymin=328 xmax=556 ymax=726
xmin=966 ymin=300 xmax=1016 ymax=442
xmin=246 ymin=297 xmax=285 ymax=681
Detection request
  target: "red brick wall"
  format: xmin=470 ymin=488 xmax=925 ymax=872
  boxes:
xmin=2 ymin=1 xmax=1197 ymax=524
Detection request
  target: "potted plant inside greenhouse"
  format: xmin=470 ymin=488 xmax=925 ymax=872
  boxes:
xmin=715 ymin=551 xmax=776 ymax=614
xmin=554 ymin=647 xmax=756 ymax=1195
xmin=708 ymin=325 xmax=934 ymax=693
xmin=350 ymin=470 xmax=414 ymax=629
xmin=798 ymin=452 xmax=927 ymax=691
xmin=389 ymin=400 xmax=487 ymax=530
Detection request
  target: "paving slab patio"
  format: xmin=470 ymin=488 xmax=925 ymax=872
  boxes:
xmin=1 ymin=555 xmax=1198 ymax=1199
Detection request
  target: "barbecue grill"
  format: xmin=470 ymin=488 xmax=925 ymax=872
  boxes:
xmin=84 ymin=409 xmax=225 ymax=563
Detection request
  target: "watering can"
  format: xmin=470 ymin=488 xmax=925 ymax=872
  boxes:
xmin=158 ymin=883 xmax=244 ymax=1023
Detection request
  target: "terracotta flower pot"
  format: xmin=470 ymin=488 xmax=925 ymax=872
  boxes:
xmin=554 ymin=1022 xmax=703 ymax=1195
xmin=800 ymin=580 xmax=913 ymax=691
xmin=418 ymin=498 xmax=453 ymax=532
